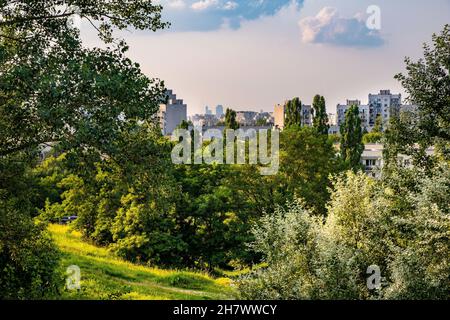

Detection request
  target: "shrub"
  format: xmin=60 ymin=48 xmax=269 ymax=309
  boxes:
xmin=0 ymin=200 xmax=61 ymax=299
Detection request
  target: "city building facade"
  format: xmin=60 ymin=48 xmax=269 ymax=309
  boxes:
xmin=335 ymin=90 xmax=406 ymax=133
xmin=159 ymin=89 xmax=187 ymax=136
xmin=368 ymin=90 xmax=402 ymax=126
xmin=361 ymin=144 xmax=434 ymax=178
xmin=236 ymin=111 xmax=258 ymax=126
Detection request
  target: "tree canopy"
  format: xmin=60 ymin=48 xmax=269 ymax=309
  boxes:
xmin=313 ymin=95 xmax=329 ymax=135
xmin=386 ymin=24 xmax=450 ymax=167
xmin=340 ymin=105 xmax=364 ymax=171
xmin=284 ymin=97 xmax=302 ymax=128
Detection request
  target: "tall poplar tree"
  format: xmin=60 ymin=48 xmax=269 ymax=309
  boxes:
xmin=285 ymin=97 xmax=302 ymax=128
xmin=313 ymin=95 xmax=329 ymax=135
xmin=340 ymin=105 xmax=364 ymax=171
xmin=225 ymin=108 xmax=239 ymax=130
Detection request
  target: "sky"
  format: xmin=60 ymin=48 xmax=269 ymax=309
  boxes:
xmin=83 ymin=0 xmax=450 ymax=115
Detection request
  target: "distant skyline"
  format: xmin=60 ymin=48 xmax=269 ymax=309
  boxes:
xmin=82 ymin=0 xmax=450 ymax=115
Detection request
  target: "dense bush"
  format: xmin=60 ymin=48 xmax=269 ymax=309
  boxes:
xmin=237 ymin=201 xmax=323 ymax=299
xmin=0 ymin=154 xmax=61 ymax=299
xmin=0 ymin=207 xmax=61 ymax=299
xmin=237 ymin=164 xmax=450 ymax=300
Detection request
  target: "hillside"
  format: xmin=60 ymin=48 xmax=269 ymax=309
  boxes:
xmin=49 ymin=224 xmax=235 ymax=300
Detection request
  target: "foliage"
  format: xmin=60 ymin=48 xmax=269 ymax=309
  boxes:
xmin=387 ymin=24 xmax=450 ymax=167
xmin=0 ymin=0 xmax=168 ymax=160
xmin=312 ymin=95 xmax=329 ymax=135
xmin=373 ymin=115 xmax=383 ymax=133
xmin=0 ymin=153 xmax=61 ymax=299
xmin=362 ymin=132 xmax=383 ymax=144
xmin=340 ymin=105 xmax=364 ymax=171
xmin=381 ymin=163 xmax=450 ymax=299
xmin=177 ymin=120 xmax=191 ymax=130
xmin=237 ymin=200 xmax=322 ymax=299
xmin=225 ymin=108 xmax=239 ymax=130
xmin=284 ymin=97 xmax=303 ymax=128
xmin=172 ymin=162 xmax=258 ymax=270
xmin=279 ymin=126 xmax=339 ymax=216
xmin=0 ymin=0 xmax=169 ymax=298
xmin=363 ymin=115 xmax=384 ymax=143
xmin=238 ymin=165 xmax=450 ymax=300
xmin=41 ymin=125 xmax=185 ymax=266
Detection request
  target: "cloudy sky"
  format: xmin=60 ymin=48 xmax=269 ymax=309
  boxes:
xmin=85 ymin=0 xmax=450 ymax=115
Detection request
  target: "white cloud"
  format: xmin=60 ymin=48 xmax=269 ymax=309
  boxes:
xmin=299 ymin=7 xmax=384 ymax=47
xmin=191 ymin=0 xmax=219 ymax=11
xmin=168 ymin=0 xmax=187 ymax=9
xmin=222 ymin=1 xmax=238 ymax=10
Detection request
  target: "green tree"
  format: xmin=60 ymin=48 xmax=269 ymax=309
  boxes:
xmin=340 ymin=105 xmax=364 ymax=171
xmin=284 ymin=97 xmax=302 ymax=128
xmin=279 ymin=126 xmax=339 ymax=215
xmin=313 ymin=95 xmax=329 ymax=135
xmin=382 ymin=163 xmax=450 ymax=299
xmin=0 ymin=0 xmax=168 ymax=159
xmin=363 ymin=115 xmax=384 ymax=143
xmin=177 ymin=120 xmax=191 ymax=130
xmin=0 ymin=0 xmax=169 ymax=297
xmin=41 ymin=125 xmax=184 ymax=265
xmin=0 ymin=153 xmax=61 ymax=299
xmin=386 ymin=24 xmax=450 ymax=167
xmin=225 ymin=108 xmax=239 ymax=130
xmin=238 ymin=164 xmax=450 ymax=300
xmin=237 ymin=201 xmax=322 ymax=299
xmin=174 ymin=163 xmax=252 ymax=270
xmin=362 ymin=132 xmax=383 ymax=144
xmin=373 ymin=114 xmax=383 ymax=133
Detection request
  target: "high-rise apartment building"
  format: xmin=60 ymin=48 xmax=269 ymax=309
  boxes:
xmin=336 ymin=100 xmax=370 ymax=130
xmin=159 ymin=89 xmax=187 ymax=136
xmin=368 ymin=90 xmax=401 ymax=126
xmin=336 ymin=90 xmax=402 ymax=132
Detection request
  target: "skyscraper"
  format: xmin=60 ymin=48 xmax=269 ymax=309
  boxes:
xmin=215 ymin=105 xmax=224 ymax=117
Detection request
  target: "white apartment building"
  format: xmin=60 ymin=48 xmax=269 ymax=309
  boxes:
xmin=361 ymin=144 xmax=385 ymax=178
xmin=361 ymin=143 xmax=434 ymax=178
xmin=159 ymin=89 xmax=187 ymax=136
xmin=336 ymin=90 xmax=404 ymax=133
xmin=336 ymin=99 xmax=370 ymax=131
xmin=368 ymin=90 xmax=402 ymax=126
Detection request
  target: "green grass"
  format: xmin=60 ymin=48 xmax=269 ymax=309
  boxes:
xmin=49 ymin=224 xmax=236 ymax=300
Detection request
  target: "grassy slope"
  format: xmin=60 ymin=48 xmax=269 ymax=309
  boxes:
xmin=49 ymin=224 xmax=235 ymax=300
